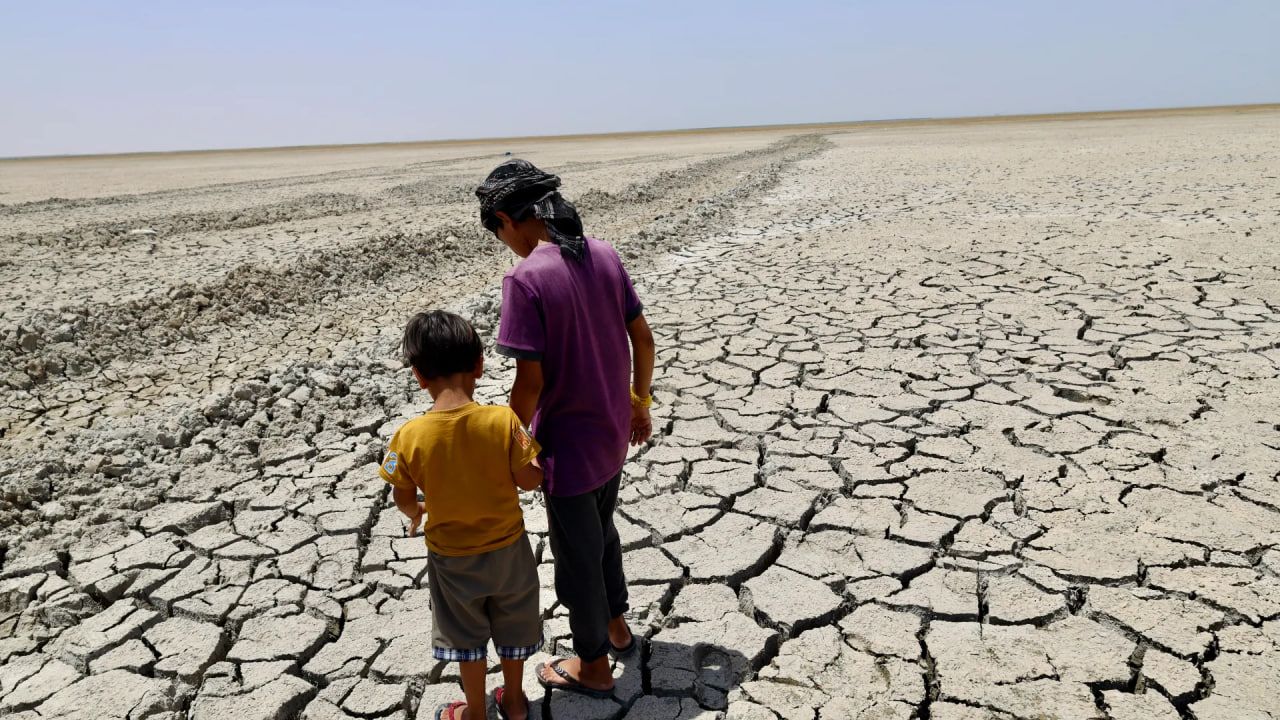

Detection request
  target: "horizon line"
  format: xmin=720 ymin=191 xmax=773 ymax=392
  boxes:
xmin=4 ymin=102 xmax=1277 ymax=163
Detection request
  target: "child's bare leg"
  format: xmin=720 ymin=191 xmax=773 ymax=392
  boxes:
xmin=499 ymin=658 xmax=529 ymax=720
xmin=458 ymin=659 xmax=488 ymax=720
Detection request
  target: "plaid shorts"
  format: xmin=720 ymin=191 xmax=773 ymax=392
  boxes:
xmin=428 ymin=535 xmax=542 ymax=662
xmin=432 ymin=638 xmax=542 ymax=662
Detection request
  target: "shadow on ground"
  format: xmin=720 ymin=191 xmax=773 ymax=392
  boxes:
xmin=416 ymin=637 xmax=750 ymax=720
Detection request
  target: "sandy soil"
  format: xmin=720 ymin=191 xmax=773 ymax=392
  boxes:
xmin=1 ymin=109 xmax=1278 ymax=719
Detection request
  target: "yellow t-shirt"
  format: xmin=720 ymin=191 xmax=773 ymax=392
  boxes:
xmin=379 ymin=402 xmax=540 ymax=556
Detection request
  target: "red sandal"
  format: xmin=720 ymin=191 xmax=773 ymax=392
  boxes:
xmin=433 ymin=701 xmax=467 ymax=720
xmin=493 ymin=686 xmax=530 ymax=720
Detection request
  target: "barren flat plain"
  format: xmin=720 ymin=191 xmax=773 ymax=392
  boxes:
xmin=1 ymin=108 xmax=1278 ymax=720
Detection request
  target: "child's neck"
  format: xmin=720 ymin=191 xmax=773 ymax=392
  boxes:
xmin=427 ymin=384 xmax=475 ymax=412
xmin=421 ymin=369 xmax=478 ymax=412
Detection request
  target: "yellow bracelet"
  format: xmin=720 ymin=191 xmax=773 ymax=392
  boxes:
xmin=630 ymin=388 xmax=652 ymax=408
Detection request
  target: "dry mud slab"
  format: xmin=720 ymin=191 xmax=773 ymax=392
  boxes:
xmin=2 ymin=109 xmax=1279 ymax=719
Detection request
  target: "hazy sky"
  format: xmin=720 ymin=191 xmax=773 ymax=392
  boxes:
xmin=2 ymin=1 xmax=1277 ymax=157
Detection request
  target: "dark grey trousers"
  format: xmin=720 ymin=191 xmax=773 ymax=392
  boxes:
xmin=545 ymin=472 xmax=630 ymax=662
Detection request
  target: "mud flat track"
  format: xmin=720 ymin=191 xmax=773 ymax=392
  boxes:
xmin=1 ymin=108 xmax=1278 ymax=719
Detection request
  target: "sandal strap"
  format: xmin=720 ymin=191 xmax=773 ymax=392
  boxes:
xmin=549 ymin=658 xmax=577 ymax=683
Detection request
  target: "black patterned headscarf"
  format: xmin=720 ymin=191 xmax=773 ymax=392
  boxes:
xmin=475 ymin=159 xmax=586 ymax=261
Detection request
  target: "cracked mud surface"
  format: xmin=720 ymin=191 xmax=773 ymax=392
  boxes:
xmin=3 ymin=110 xmax=1279 ymax=719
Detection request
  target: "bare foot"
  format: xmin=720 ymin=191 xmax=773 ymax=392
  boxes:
xmin=537 ymin=656 xmax=614 ymax=692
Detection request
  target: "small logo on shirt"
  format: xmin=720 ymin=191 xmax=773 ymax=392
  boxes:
xmin=513 ymin=424 xmax=533 ymax=451
xmin=382 ymin=451 xmax=398 ymax=475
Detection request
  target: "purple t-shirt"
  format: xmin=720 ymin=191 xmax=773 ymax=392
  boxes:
xmin=496 ymin=237 xmax=643 ymax=496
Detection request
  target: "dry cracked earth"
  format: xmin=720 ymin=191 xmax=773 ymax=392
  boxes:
xmin=1 ymin=110 xmax=1279 ymax=720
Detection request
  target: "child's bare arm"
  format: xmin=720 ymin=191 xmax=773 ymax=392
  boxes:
xmin=391 ymin=485 xmax=425 ymax=536
xmin=628 ymin=314 xmax=655 ymax=396
xmin=628 ymin=314 xmax=656 ymax=445
xmin=509 ymin=359 xmax=544 ymax=426
xmin=513 ymin=457 xmax=543 ymax=491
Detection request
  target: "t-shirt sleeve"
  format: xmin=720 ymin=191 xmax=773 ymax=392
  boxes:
xmin=496 ymin=276 xmax=546 ymax=361
xmin=378 ymin=431 xmax=414 ymax=490
xmin=507 ymin=411 xmax=542 ymax=472
xmin=604 ymin=244 xmax=643 ymax=323
xmin=619 ymin=258 xmax=643 ymax=323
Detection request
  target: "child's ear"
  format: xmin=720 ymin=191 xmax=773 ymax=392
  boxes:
xmin=474 ymin=355 xmax=484 ymax=379
xmin=411 ymin=366 xmax=428 ymax=389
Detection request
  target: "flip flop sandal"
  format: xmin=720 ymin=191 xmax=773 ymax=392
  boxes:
xmin=493 ymin=686 xmax=530 ymax=720
xmin=434 ymin=701 xmax=467 ymax=720
xmin=535 ymin=657 xmax=614 ymax=699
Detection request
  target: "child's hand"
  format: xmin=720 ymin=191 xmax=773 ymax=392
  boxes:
xmin=630 ymin=405 xmax=653 ymax=445
xmin=392 ymin=485 xmax=426 ymax=537
xmin=514 ymin=457 xmax=543 ymax=491
xmin=404 ymin=501 xmax=426 ymax=537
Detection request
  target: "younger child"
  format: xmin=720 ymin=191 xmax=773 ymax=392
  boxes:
xmin=379 ymin=310 xmax=543 ymax=720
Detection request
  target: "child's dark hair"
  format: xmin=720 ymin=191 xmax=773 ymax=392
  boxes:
xmin=401 ymin=310 xmax=483 ymax=379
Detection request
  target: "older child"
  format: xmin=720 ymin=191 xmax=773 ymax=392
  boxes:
xmin=476 ymin=160 xmax=656 ymax=698
xmin=380 ymin=310 xmax=543 ymax=720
